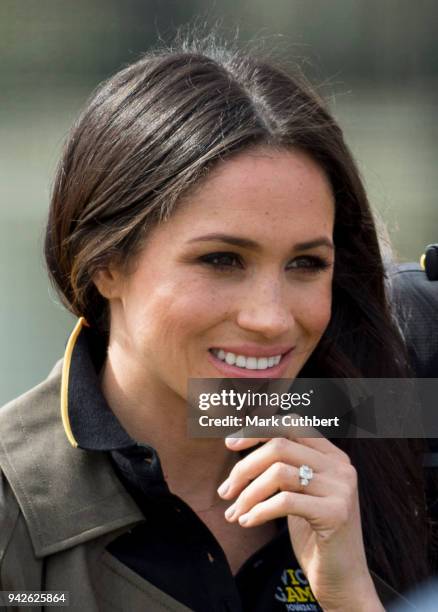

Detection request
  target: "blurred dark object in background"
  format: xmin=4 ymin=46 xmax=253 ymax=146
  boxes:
xmin=389 ymin=259 xmax=438 ymax=576
xmin=390 ymin=262 xmax=438 ymax=379
xmin=422 ymin=244 xmax=438 ymax=281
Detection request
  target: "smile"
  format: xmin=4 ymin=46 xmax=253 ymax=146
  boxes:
xmin=210 ymin=349 xmax=283 ymax=370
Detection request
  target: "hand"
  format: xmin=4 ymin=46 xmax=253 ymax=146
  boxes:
xmin=217 ymin=432 xmax=384 ymax=611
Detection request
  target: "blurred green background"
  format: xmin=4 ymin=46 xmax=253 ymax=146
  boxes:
xmin=1 ymin=0 xmax=437 ymax=405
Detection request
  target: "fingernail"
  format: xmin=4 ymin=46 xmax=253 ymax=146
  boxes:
xmin=226 ymin=437 xmax=239 ymax=447
xmin=225 ymin=503 xmax=236 ymax=520
xmin=239 ymin=513 xmax=249 ymax=525
xmin=217 ymin=479 xmax=230 ymax=497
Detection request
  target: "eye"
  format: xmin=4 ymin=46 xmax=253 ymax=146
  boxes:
xmin=199 ymin=252 xmax=243 ymax=270
xmin=287 ymin=255 xmax=332 ymax=273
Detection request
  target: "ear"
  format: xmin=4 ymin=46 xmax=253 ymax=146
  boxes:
xmin=93 ymin=266 xmax=123 ymax=299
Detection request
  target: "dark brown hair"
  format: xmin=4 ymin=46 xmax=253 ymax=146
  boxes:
xmin=45 ymin=36 xmax=430 ymax=592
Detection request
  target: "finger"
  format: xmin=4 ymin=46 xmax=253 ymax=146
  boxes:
xmin=225 ymin=416 xmax=322 ymax=445
xmin=224 ymin=462 xmax=338 ymax=523
xmin=290 ymin=438 xmax=351 ymax=463
xmin=218 ymin=437 xmax=329 ymax=499
xmin=236 ymin=490 xmax=338 ymax=528
xmin=225 ymin=436 xmax=269 ymax=450
xmin=226 ymin=428 xmax=349 ymax=464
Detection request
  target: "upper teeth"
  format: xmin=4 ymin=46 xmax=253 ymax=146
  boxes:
xmin=211 ymin=349 xmax=282 ymax=370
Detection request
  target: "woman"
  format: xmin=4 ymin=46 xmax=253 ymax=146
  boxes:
xmin=0 ymin=37 xmax=430 ymax=611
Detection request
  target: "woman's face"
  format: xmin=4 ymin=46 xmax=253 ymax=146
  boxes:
xmin=100 ymin=147 xmax=335 ymax=400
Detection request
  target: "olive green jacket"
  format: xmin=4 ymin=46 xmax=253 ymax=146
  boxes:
xmin=0 ymin=363 xmax=411 ymax=611
xmin=0 ymin=362 xmax=191 ymax=611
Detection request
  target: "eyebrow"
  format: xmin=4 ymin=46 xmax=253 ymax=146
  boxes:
xmin=186 ymin=233 xmax=334 ymax=252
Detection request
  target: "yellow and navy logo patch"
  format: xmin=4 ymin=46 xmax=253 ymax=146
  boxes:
xmin=274 ymin=568 xmax=321 ymax=611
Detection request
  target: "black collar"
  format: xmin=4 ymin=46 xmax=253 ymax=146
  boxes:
xmin=61 ymin=317 xmax=137 ymax=451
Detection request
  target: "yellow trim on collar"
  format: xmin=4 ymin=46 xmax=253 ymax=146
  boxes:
xmin=420 ymin=253 xmax=426 ymax=270
xmin=61 ymin=317 xmax=88 ymax=448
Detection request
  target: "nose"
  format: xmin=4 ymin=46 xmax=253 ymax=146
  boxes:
xmin=236 ymin=280 xmax=294 ymax=339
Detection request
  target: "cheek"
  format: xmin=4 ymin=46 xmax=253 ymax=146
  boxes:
xmin=134 ymin=280 xmax=226 ymax=349
xmin=296 ymin=282 xmax=332 ymax=340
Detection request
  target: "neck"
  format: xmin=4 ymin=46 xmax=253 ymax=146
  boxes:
xmin=100 ymin=349 xmax=238 ymax=508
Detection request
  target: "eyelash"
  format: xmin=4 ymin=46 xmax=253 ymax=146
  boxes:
xmin=198 ymin=252 xmax=332 ymax=273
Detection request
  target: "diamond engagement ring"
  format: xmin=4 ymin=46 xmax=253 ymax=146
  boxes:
xmin=298 ymin=464 xmax=313 ymax=487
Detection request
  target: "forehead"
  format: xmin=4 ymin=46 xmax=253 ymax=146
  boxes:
xmin=160 ymin=147 xmax=335 ymax=242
